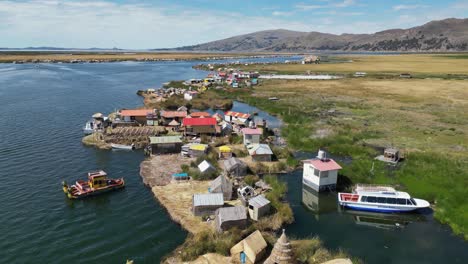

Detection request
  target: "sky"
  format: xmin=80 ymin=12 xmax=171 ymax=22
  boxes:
xmin=0 ymin=0 xmax=467 ymax=49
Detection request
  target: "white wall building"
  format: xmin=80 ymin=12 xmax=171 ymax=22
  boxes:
xmin=303 ymin=150 xmax=342 ymax=192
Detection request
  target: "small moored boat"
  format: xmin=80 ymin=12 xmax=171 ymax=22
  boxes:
xmin=111 ymin=143 xmax=135 ymax=150
xmin=338 ymin=184 xmax=430 ymax=213
xmin=62 ymin=170 xmax=125 ymax=199
xmin=83 ymin=121 xmax=94 ymax=135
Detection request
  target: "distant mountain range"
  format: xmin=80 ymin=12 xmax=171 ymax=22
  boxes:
xmin=173 ymin=18 xmax=468 ymax=52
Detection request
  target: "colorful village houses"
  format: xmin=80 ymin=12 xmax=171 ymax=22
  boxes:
xmin=182 ymin=117 xmax=217 ymax=136
xmin=224 ymin=111 xmax=251 ymax=126
xmin=302 ymin=150 xmax=342 ymax=192
xmin=241 ymin=128 xmax=262 ymax=145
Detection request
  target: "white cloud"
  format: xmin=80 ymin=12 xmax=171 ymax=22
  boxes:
xmin=334 ymin=0 xmax=356 ymax=8
xmin=272 ymin=11 xmax=294 ymax=16
xmin=0 ymin=0 xmax=314 ymax=48
xmin=393 ymin=4 xmax=427 ymax=11
xmin=295 ymin=4 xmax=326 ymax=10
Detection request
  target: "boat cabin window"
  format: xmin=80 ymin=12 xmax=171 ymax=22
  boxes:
xmin=377 ymin=197 xmax=386 ymax=203
xmin=387 ymin=198 xmax=397 ymax=204
xmin=367 ymin=196 xmax=377 ymax=203
xmin=361 ymin=196 xmax=367 ymax=202
xmin=410 ymin=198 xmax=417 ymax=205
xmin=397 ymin=198 xmax=407 ymax=205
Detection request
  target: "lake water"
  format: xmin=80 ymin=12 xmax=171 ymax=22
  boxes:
xmin=0 ymin=59 xmax=466 ymax=263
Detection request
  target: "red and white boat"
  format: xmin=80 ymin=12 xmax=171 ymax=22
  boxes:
xmin=62 ymin=170 xmax=125 ymax=199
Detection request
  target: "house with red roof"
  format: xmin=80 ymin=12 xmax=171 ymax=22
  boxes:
xmin=224 ymin=111 xmax=251 ymax=126
xmin=182 ymin=117 xmax=217 ymax=135
xmin=119 ymin=109 xmax=156 ymax=125
xmin=302 ymin=150 xmax=342 ymax=192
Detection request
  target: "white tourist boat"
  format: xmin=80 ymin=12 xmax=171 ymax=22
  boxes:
xmin=111 ymin=143 xmax=135 ymax=150
xmin=338 ymin=184 xmax=430 ymax=213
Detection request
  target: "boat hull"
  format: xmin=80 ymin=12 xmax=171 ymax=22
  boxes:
xmin=111 ymin=144 xmax=135 ymax=150
xmin=340 ymin=203 xmax=420 ymax=213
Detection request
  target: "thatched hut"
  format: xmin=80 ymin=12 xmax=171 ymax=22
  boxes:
xmin=264 ymin=229 xmax=294 ymax=264
xmin=230 ymin=230 xmax=267 ymax=263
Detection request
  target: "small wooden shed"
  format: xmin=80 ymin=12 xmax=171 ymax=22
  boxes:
xmin=219 ymin=146 xmax=233 ymax=159
xmin=210 ymin=175 xmax=233 ymax=200
xmin=215 ymin=206 xmax=247 ymax=232
xmin=192 ymin=193 xmax=224 ymax=216
xmin=189 ymin=144 xmax=209 ymax=157
xmin=230 ymin=230 xmax=268 ymax=264
xmin=247 ymin=144 xmax=273 ymax=162
xmin=248 ymin=195 xmax=271 ymax=221
xmin=223 ymin=157 xmax=248 ymax=177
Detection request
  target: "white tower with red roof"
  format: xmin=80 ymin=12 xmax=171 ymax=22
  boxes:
xmin=303 ymin=150 xmax=342 ymax=192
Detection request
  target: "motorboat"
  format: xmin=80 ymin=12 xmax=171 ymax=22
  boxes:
xmin=338 ymin=184 xmax=430 ymax=213
xmin=62 ymin=170 xmax=125 ymax=199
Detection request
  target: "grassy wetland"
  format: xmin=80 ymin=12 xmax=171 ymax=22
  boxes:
xmin=214 ymin=54 xmax=468 ymax=239
xmin=239 ymin=53 xmax=468 ymax=79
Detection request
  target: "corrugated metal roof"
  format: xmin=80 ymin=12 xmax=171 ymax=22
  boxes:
xmin=216 ymin=206 xmax=247 ymax=222
xmin=193 ymin=193 xmax=224 ymax=207
xmin=183 ymin=117 xmax=217 ymax=126
xmin=249 ymin=195 xmax=270 ymax=208
xmin=149 ymin=136 xmax=182 ymax=144
xmin=247 ymin=144 xmax=273 ymax=156
xmin=223 ymin=157 xmax=246 ymax=171
xmin=225 ymin=111 xmax=251 ymax=119
xmin=210 ymin=175 xmax=232 ymax=191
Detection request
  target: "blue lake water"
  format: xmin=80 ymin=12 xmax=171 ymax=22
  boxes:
xmin=0 ymin=59 xmax=466 ymax=263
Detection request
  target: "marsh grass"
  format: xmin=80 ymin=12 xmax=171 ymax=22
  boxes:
xmin=214 ymin=73 xmax=468 ymax=239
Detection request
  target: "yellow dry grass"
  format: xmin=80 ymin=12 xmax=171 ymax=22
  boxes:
xmin=254 ymin=78 xmax=468 ymax=156
xmin=151 ymin=180 xmax=214 ymax=234
xmin=0 ymin=52 xmax=267 ymax=62
xmin=186 ymin=253 xmax=232 ymax=264
xmin=244 ymin=54 xmax=468 ymax=74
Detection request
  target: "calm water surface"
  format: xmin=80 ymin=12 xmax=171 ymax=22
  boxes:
xmin=0 ymin=59 xmax=466 ymax=263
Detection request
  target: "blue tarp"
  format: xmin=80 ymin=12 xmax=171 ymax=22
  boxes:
xmin=173 ymin=173 xmax=188 ymax=178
